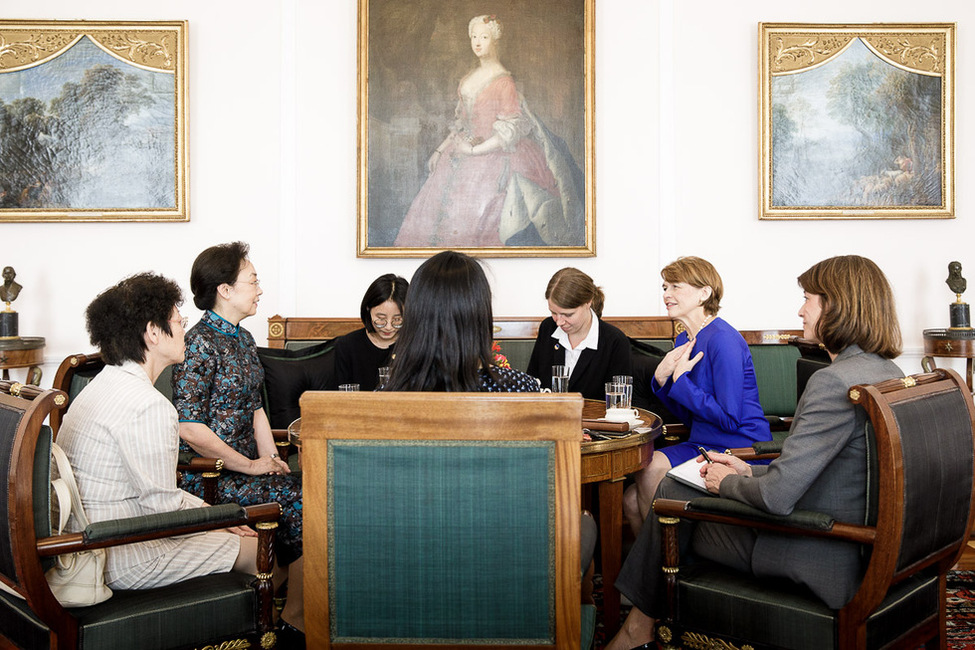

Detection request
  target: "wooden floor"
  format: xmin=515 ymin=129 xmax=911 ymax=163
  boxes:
xmin=957 ymin=541 xmax=975 ymax=570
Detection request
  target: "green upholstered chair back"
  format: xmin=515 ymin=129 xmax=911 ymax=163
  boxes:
xmin=748 ymin=343 xmax=801 ymax=418
xmin=299 ymin=391 xmax=584 ymax=650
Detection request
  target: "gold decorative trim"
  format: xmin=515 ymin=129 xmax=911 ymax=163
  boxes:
xmin=255 ymin=572 xmax=274 ymax=581
xmin=862 ymin=34 xmax=946 ymax=75
xmin=0 ymin=31 xmax=79 ymax=72
xmin=662 ymin=566 xmax=679 ymax=574
xmin=70 ymin=357 xmax=79 ymax=366
xmin=656 ymin=625 xmax=673 ymax=643
xmin=681 ymin=630 xmax=753 ymax=650
xmin=54 ymin=394 xmax=66 ymax=407
xmin=770 ymin=33 xmax=855 ymax=75
xmin=87 ymin=31 xmax=177 ymax=72
xmin=268 ymin=322 xmax=285 ymax=338
xmin=260 ymin=631 xmax=276 ymax=649
xmin=215 ymin=459 xmax=225 ymax=471
xmin=199 ymin=639 xmax=251 ymax=650
xmin=849 ymin=388 xmax=861 ymax=401
xmin=902 ymin=376 xmax=917 ymax=387
xmin=658 ymin=515 xmax=680 ymax=525
xmin=9 ymin=382 xmax=22 ymax=396
xmin=202 ymin=472 xmax=220 ymax=479
xmin=256 ymin=521 xmax=279 ymax=531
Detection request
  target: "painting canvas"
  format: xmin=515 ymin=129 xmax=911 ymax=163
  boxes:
xmin=358 ymin=0 xmax=595 ymax=257
xmin=0 ymin=20 xmax=187 ymax=222
xmin=760 ymin=23 xmax=954 ymax=220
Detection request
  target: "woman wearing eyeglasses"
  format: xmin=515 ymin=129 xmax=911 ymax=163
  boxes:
xmin=329 ymin=274 xmax=409 ymax=391
xmin=172 ymin=243 xmax=305 ymax=638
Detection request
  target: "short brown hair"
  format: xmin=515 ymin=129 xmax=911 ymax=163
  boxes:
xmin=798 ymin=255 xmax=902 ymax=359
xmin=660 ymin=256 xmax=723 ymax=315
xmin=545 ymin=268 xmax=605 ymax=317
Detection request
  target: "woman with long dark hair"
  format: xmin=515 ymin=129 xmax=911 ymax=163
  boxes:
xmin=384 ymin=250 xmax=537 ymax=392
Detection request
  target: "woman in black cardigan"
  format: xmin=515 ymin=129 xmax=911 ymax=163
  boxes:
xmin=527 ymin=268 xmax=631 ymax=400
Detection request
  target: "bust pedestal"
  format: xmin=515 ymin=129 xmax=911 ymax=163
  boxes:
xmin=922 ymin=328 xmax=975 ymax=391
xmin=0 ymin=336 xmax=45 ymax=385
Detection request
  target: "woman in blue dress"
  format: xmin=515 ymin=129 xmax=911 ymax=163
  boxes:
xmin=171 ymin=242 xmax=305 ymax=641
xmin=623 ymin=257 xmax=771 ymax=535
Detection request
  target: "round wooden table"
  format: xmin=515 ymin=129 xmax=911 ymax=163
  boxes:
xmin=0 ymin=336 xmax=45 ymax=385
xmin=922 ymin=328 xmax=975 ymax=391
xmin=581 ymin=400 xmax=663 ymax=633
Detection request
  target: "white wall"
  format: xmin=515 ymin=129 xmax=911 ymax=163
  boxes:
xmin=4 ymin=0 xmax=971 ymax=386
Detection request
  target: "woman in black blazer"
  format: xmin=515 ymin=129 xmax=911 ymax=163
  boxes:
xmin=527 ymin=268 xmax=631 ymax=400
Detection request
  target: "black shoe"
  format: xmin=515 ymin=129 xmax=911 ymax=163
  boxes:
xmin=276 ymin=620 xmax=305 ymax=649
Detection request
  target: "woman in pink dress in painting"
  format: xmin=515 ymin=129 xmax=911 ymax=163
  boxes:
xmin=394 ymin=14 xmax=584 ymax=248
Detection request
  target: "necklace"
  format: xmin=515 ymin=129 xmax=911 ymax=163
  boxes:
xmin=690 ymin=314 xmax=714 ymax=340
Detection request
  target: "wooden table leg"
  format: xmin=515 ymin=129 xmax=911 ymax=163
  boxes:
xmin=597 ymin=478 xmax=625 ymax=633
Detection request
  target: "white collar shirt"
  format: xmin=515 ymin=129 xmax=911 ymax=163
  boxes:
xmin=551 ymin=309 xmax=600 ymax=378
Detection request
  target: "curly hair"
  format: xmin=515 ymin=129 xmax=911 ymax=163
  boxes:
xmin=190 ymin=241 xmax=250 ymax=311
xmin=86 ymin=273 xmax=183 ymax=365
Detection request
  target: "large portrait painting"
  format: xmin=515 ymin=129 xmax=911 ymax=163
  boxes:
xmin=0 ymin=20 xmax=187 ymax=222
xmin=760 ymin=23 xmax=954 ymax=220
xmin=358 ymin=0 xmax=595 ymax=257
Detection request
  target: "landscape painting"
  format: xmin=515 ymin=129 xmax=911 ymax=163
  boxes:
xmin=760 ymin=23 xmax=954 ymax=220
xmin=0 ymin=20 xmax=187 ymax=222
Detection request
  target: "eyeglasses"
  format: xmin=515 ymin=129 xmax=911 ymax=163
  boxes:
xmin=234 ymin=279 xmax=261 ymax=287
xmin=169 ymin=316 xmax=189 ymax=329
xmin=373 ymin=317 xmax=403 ymax=329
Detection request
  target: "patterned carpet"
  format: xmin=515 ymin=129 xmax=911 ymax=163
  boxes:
xmin=591 ymin=570 xmax=975 ymax=650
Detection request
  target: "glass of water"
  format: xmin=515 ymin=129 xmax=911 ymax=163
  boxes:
xmin=605 ymin=382 xmax=630 ymax=410
xmin=551 ymin=365 xmax=570 ymax=392
xmin=338 ymin=383 xmax=360 ymax=391
xmin=377 ymin=366 xmax=391 ymax=389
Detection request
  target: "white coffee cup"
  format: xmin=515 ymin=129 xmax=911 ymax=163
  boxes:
xmin=605 ymin=407 xmax=639 ymax=422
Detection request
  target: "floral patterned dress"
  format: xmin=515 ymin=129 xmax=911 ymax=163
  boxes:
xmin=172 ymin=310 xmax=303 ymax=564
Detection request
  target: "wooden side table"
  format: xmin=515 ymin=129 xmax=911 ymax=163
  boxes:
xmin=922 ymin=328 xmax=975 ymax=391
xmin=0 ymin=336 xmax=45 ymax=385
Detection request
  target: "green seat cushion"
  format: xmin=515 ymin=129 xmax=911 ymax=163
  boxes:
xmin=1 ymin=572 xmax=257 ymax=650
xmin=676 ymin=563 xmax=939 ymax=650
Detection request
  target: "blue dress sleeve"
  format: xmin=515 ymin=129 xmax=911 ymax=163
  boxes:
xmin=666 ymin=330 xmax=751 ymax=431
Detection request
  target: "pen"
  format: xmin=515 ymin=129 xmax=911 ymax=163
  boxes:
xmin=697 ymin=446 xmax=714 ymax=464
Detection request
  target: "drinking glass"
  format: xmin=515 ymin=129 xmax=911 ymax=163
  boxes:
xmin=551 ymin=365 xmax=570 ymax=393
xmin=377 ymin=367 xmax=391 ymax=389
xmin=613 ymin=375 xmax=633 ymax=407
xmin=605 ymin=382 xmax=629 ymax=410
xmin=338 ymin=383 xmax=360 ymax=391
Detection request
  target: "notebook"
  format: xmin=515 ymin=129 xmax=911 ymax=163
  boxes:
xmin=665 ymin=456 xmax=710 ymax=493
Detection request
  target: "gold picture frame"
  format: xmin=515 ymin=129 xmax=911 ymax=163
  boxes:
xmin=357 ymin=0 xmax=595 ymax=257
xmin=759 ymin=23 xmax=954 ymax=220
xmin=0 ymin=20 xmax=188 ymax=222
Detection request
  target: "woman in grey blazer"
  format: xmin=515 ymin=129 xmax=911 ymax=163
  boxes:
xmin=606 ymin=255 xmax=905 ymax=650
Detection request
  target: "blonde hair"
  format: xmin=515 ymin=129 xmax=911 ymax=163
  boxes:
xmin=545 ymin=268 xmax=605 ymax=317
xmin=798 ymin=255 xmax=902 ymax=359
xmin=469 ymin=14 xmax=503 ymax=40
xmin=660 ymin=256 xmax=723 ymax=315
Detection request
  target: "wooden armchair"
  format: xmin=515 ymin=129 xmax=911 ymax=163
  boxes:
xmin=51 ymin=352 xmax=224 ymax=503
xmin=298 ymin=391 xmax=592 ymax=649
xmin=652 ymin=368 xmax=975 ymax=649
xmin=0 ymin=381 xmax=282 ymax=650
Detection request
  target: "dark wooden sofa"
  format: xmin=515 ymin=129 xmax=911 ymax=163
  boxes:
xmin=263 ymin=315 xmax=813 ymax=436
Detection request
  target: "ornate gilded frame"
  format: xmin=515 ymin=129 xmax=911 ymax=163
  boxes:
xmin=357 ymin=0 xmax=595 ymax=257
xmin=0 ymin=20 xmax=188 ymax=222
xmin=760 ymin=23 xmax=954 ymax=220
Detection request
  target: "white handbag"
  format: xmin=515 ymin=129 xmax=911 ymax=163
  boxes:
xmin=44 ymin=443 xmax=113 ymax=606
